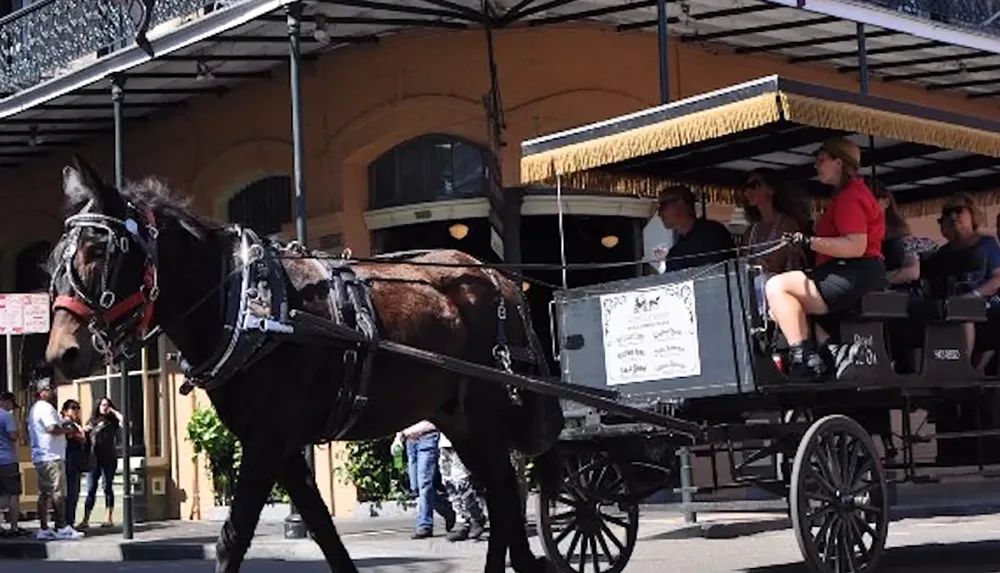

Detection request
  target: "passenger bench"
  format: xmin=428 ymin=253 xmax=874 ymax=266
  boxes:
xmin=836 ymin=290 xmax=910 ymax=383
xmin=910 ymin=296 xmax=987 ymax=380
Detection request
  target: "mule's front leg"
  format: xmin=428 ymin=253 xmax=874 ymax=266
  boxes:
xmin=215 ymin=442 xmax=277 ymax=573
xmin=277 ymin=449 xmax=358 ymax=573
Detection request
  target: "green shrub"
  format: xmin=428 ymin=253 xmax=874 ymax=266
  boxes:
xmin=186 ymin=405 xmax=289 ymax=505
xmin=334 ymin=438 xmax=410 ymax=506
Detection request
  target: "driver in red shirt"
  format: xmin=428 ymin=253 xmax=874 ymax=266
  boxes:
xmin=764 ymin=137 xmax=886 ymax=382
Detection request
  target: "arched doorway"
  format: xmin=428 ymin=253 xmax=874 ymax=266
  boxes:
xmin=367 ymin=134 xmax=499 ymax=263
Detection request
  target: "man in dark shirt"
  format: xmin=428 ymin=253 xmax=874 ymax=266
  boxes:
xmin=654 ymin=185 xmax=737 ymax=273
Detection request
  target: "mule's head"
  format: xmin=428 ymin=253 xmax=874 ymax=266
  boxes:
xmin=46 ymin=155 xmax=159 ymax=379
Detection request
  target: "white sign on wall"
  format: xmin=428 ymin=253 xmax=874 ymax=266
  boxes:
xmin=599 ymin=280 xmax=700 ymax=385
xmin=0 ymin=293 xmax=51 ymax=335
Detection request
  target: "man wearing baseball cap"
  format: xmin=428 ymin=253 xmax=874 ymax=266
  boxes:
xmin=0 ymin=390 xmax=25 ymax=537
xmin=653 ymin=185 xmax=737 ymax=273
xmin=27 ymin=373 xmax=83 ymax=540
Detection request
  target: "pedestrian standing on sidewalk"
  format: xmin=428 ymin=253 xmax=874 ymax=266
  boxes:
xmin=438 ymin=432 xmax=488 ymax=542
xmin=60 ymin=399 xmax=88 ymax=528
xmin=0 ymin=390 xmax=28 ymax=538
xmin=397 ymin=420 xmax=455 ymax=539
xmin=79 ymin=396 xmax=121 ymax=529
xmin=27 ymin=375 xmax=83 ymax=540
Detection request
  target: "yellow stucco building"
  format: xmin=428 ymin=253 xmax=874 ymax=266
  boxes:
xmin=3 ymin=0 xmax=1000 ymax=521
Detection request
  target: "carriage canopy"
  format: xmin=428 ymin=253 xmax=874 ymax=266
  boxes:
xmin=520 ymin=75 xmax=1000 ymax=216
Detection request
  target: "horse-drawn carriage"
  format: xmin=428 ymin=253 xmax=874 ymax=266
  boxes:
xmin=40 ymin=74 xmax=1000 ymax=573
xmin=520 ymin=75 xmax=1000 ymax=573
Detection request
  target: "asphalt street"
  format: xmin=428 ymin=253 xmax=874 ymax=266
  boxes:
xmin=2 ymin=513 xmax=999 ymax=573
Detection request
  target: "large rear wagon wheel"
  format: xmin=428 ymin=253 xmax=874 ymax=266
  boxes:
xmin=537 ymin=448 xmax=639 ymax=573
xmin=790 ymin=415 xmax=889 ymax=573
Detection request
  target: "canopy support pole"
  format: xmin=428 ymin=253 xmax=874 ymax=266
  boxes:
xmin=112 ymin=72 xmax=136 ymax=543
xmin=283 ymin=0 xmax=312 ymax=541
xmin=856 ymin=22 xmax=877 ymax=178
xmin=656 ymin=0 xmax=669 ymax=105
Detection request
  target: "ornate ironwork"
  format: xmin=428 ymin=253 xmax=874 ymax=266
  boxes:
xmin=0 ymin=0 xmax=241 ymax=95
xmin=860 ymin=0 xmax=1000 ymax=33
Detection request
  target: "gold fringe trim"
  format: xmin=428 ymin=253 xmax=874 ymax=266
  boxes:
xmin=781 ymin=93 xmax=1000 ymax=160
xmin=519 ymin=93 xmax=783 ymax=184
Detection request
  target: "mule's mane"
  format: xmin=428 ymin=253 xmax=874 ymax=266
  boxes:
xmin=117 ymin=176 xmax=221 ymax=235
xmin=47 ymin=176 xmax=222 ymax=277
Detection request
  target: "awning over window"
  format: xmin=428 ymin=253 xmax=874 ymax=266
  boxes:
xmin=520 ymin=75 xmax=1000 ymax=216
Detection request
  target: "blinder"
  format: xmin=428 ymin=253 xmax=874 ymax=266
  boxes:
xmin=51 ymin=203 xmax=160 ymax=362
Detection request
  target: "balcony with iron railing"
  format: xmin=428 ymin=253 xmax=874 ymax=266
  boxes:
xmin=0 ymin=0 xmax=244 ymax=97
xmin=3 ymin=0 xmax=1000 ymax=101
xmin=859 ymin=0 xmax=1000 ymax=32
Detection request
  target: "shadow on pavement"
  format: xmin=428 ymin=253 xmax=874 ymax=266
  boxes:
xmin=0 ymin=557 xmax=455 ymax=572
xmin=744 ymin=539 xmax=1000 ymax=573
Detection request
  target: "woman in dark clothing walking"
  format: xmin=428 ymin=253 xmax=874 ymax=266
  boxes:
xmin=79 ymin=397 xmax=121 ymax=529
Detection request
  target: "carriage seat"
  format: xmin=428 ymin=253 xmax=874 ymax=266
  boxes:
xmin=910 ymin=296 xmax=988 ymax=323
xmin=842 ymin=290 xmax=910 ymax=320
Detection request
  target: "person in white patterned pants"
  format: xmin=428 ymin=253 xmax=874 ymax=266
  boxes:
xmin=438 ymin=433 xmax=487 ymax=541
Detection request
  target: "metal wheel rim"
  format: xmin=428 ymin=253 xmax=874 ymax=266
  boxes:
xmin=537 ymin=449 xmax=639 ymax=573
xmin=791 ymin=415 xmax=889 ymax=573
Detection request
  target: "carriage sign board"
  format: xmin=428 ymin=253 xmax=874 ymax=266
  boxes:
xmin=600 ymin=280 xmax=701 ymax=384
xmin=0 ymin=293 xmax=51 ymax=334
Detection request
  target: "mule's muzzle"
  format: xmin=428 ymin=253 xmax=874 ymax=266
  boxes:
xmin=45 ymin=309 xmax=96 ymax=379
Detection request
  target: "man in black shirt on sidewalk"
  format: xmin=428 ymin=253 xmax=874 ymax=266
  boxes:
xmin=653 ymin=185 xmax=737 ymax=273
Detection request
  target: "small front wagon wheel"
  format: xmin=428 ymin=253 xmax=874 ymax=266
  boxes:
xmin=537 ymin=448 xmax=639 ymax=573
xmin=791 ymin=415 xmax=889 ymax=573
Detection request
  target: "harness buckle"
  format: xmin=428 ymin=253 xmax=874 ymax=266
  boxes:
xmin=99 ymin=291 xmax=116 ymax=309
xmin=344 ymin=348 xmax=358 ymax=365
xmin=119 ymin=237 xmax=130 ymax=253
xmin=145 ymin=285 xmax=160 ymax=302
xmin=497 ymin=301 xmax=508 ymax=320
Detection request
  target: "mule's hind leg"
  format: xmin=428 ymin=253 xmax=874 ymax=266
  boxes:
xmin=215 ymin=441 xmax=278 ymax=573
xmin=277 ymin=449 xmax=358 ymax=573
xmin=454 ymin=438 xmax=546 ymax=573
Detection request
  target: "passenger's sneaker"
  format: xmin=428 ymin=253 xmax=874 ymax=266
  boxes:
xmin=54 ymin=526 xmax=84 ymax=540
xmin=35 ymin=528 xmax=56 ymax=540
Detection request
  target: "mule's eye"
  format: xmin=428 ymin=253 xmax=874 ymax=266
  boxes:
xmin=86 ymin=244 xmax=107 ymax=260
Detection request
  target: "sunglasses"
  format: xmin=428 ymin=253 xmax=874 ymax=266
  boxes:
xmin=937 ymin=206 xmax=968 ymax=224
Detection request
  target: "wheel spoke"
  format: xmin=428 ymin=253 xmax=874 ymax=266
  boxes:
xmin=554 ymin=517 xmax=578 ymax=544
xmin=807 ymin=460 xmax=840 ymax=496
xmin=595 ymin=526 xmax=616 ymax=563
xmin=819 ymin=437 xmax=845 ymax=489
xmin=845 ymin=512 xmax=872 ymax=562
xmin=589 ymin=533 xmax=601 ymax=572
xmin=577 ymin=533 xmax=588 ymax=573
xmin=599 ymin=519 xmax=626 ymax=553
xmin=806 ymin=505 xmax=835 ymax=523
xmin=566 ymin=530 xmax=583 ymax=561
xmin=856 ymin=502 xmax=883 ymax=517
xmin=599 ymin=511 xmax=631 ymax=529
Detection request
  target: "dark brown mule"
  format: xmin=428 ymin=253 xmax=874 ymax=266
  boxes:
xmin=44 ymin=156 xmax=564 ymax=573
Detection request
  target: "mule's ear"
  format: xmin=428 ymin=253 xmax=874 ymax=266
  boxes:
xmin=63 ymin=155 xmax=122 ymax=214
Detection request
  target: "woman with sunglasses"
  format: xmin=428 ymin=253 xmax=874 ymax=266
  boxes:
xmin=741 ymin=168 xmax=812 ymax=318
xmin=920 ymin=193 xmax=1000 ymax=360
xmin=765 ymin=137 xmax=886 ymax=382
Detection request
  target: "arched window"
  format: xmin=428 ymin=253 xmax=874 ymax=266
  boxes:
xmin=227 ymin=175 xmax=294 ymax=236
xmin=368 ymin=134 xmax=496 ymax=210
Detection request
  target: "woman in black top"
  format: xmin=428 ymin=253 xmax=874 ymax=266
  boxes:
xmin=868 ymin=178 xmax=919 ymax=286
xmin=80 ymin=396 xmax=122 ymax=529
xmin=60 ymin=400 xmax=88 ymax=528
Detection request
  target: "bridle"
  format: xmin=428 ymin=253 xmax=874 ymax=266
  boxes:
xmin=50 ymin=202 xmax=160 ymax=363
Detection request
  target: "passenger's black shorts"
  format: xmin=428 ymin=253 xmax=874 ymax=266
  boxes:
xmin=806 ymin=257 xmax=886 ymax=314
xmin=0 ymin=463 xmax=21 ymax=496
